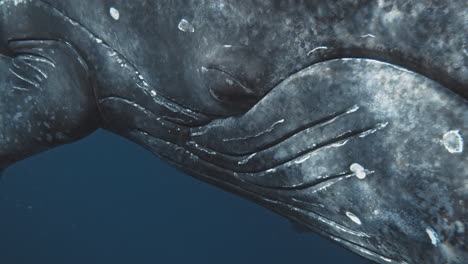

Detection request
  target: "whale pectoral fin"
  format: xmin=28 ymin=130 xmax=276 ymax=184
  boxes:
xmin=0 ymin=39 xmax=100 ymax=171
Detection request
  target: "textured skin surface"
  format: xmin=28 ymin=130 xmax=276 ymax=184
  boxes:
xmin=0 ymin=1 xmax=466 ymax=263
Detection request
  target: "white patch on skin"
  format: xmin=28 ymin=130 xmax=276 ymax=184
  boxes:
xmin=346 ymin=211 xmax=362 ymax=225
xmin=426 ymin=227 xmax=440 ymax=247
xmin=350 ymin=163 xmax=366 ymax=179
xmin=454 ymin=221 xmax=465 ymax=233
xmin=150 ymin=90 xmax=157 ymax=97
xmin=178 ymin=19 xmax=195 ymax=33
xmin=109 ymin=7 xmax=120 ymax=20
xmin=13 ymin=112 xmax=23 ymax=121
xmin=441 ymin=130 xmax=464 ymax=153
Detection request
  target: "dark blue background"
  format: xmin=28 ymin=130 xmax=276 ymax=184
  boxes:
xmin=0 ymin=130 xmax=369 ymax=264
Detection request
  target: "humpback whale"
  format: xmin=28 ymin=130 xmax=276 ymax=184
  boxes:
xmin=0 ymin=1 xmax=466 ymax=263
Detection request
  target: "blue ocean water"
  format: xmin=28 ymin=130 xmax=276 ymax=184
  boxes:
xmin=0 ymin=129 xmax=369 ymax=264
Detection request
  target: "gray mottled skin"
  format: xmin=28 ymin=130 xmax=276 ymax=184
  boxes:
xmin=0 ymin=0 xmax=466 ymax=263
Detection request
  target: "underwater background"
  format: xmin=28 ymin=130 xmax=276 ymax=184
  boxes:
xmin=0 ymin=129 xmax=369 ymax=264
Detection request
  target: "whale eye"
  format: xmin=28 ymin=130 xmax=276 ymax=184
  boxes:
xmin=200 ymin=46 xmax=269 ymax=111
xmin=202 ymin=66 xmax=259 ymax=110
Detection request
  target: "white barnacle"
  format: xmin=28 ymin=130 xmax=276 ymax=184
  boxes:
xmin=441 ymin=130 xmax=464 ymax=153
xmin=178 ymin=19 xmax=195 ymax=33
xmin=345 ymin=211 xmax=362 ymax=225
xmin=425 ymin=227 xmax=440 ymax=247
xmin=109 ymin=7 xmax=120 ymax=21
xmin=350 ymin=163 xmax=366 ymax=179
xmin=150 ymin=90 xmax=157 ymax=97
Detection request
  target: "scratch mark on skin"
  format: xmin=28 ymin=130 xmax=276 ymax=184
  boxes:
xmin=190 ymin=122 xmax=224 ymax=136
xmin=361 ymin=34 xmax=376 ymax=38
xmin=308 ymin=175 xmax=353 ymax=194
xmin=204 ymin=66 xmax=256 ymax=95
xmin=9 ymin=68 xmax=39 ymax=86
xmin=222 ymin=119 xmax=285 ymax=142
xmin=12 ymin=86 xmax=30 ymax=92
xmin=238 ymin=153 xmax=257 ymax=165
xmin=187 ymin=141 xmax=217 ymax=155
xmin=246 ymin=172 xmax=354 ymax=191
xmin=290 ymin=197 xmax=325 ymax=208
xmin=13 ymin=59 xmax=48 ymax=79
xmin=16 ymin=54 xmax=56 ymax=68
xmin=358 ymin=122 xmax=388 ymax=138
xmin=98 ymin=97 xmax=180 ymax=129
xmin=307 ymin=46 xmax=329 ymax=56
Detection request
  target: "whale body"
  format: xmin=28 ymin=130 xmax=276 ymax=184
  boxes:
xmin=0 ymin=1 xmax=466 ymax=263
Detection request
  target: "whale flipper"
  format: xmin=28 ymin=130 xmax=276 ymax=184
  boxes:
xmin=0 ymin=39 xmax=99 ymax=170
